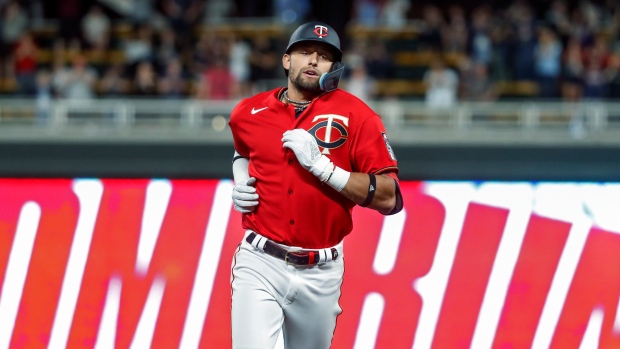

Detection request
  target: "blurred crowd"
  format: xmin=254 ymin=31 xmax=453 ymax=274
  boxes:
xmin=408 ymin=0 xmax=620 ymax=106
xmin=0 ymin=0 xmax=619 ymax=105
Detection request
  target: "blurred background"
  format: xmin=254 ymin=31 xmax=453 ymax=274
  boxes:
xmin=2 ymin=2 xmax=620 ymax=348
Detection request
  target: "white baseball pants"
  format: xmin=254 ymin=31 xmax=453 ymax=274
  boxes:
xmin=231 ymin=230 xmax=344 ymax=349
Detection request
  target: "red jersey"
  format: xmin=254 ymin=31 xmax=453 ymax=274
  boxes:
xmin=229 ymin=88 xmax=399 ymax=248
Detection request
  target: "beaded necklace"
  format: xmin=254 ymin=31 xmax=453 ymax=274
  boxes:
xmin=282 ymin=90 xmax=312 ymax=106
xmin=282 ymin=90 xmax=312 ymax=116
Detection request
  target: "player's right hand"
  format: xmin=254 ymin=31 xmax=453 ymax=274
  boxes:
xmin=232 ymin=177 xmax=259 ymax=213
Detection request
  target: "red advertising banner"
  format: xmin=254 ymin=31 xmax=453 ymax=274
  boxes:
xmin=0 ymin=179 xmax=619 ymax=348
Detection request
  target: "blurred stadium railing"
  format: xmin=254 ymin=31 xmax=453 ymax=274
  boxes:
xmin=1 ymin=98 xmax=620 ymax=146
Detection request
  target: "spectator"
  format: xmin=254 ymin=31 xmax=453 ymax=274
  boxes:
xmin=460 ymin=60 xmax=497 ymax=101
xmin=489 ymin=19 xmax=513 ymax=81
xmin=582 ymin=36 xmax=611 ymax=99
xmin=81 ymin=5 xmax=111 ymax=50
xmin=607 ymin=53 xmax=620 ymax=99
xmin=534 ymin=26 xmax=563 ymax=99
xmin=160 ymin=0 xmax=203 ymax=47
xmin=158 ymin=57 xmax=186 ymax=98
xmin=99 ymin=63 xmax=128 ymax=97
xmin=13 ymin=32 xmax=38 ymax=95
xmin=343 ymin=38 xmax=367 ymax=69
xmin=35 ymin=69 xmax=52 ymax=124
xmin=379 ymin=0 xmax=410 ymax=29
xmin=190 ymin=33 xmax=215 ymax=75
xmin=568 ymin=7 xmax=593 ymax=46
xmin=546 ymin=0 xmax=571 ymax=41
xmin=1 ymin=1 xmax=28 ymax=48
xmin=469 ymin=6 xmax=493 ymax=65
xmin=580 ymin=0 xmax=603 ymax=34
xmin=248 ymin=36 xmax=279 ymax=84
xmin=50 ymin=55 xmax=68 ymax=97
xmin=55 ymin=54 xmax=98 ymax=100
xmin=423 ymin=57 xmax=459 ymax=109
xmin=124 ymin=24 xmax=155 ymax=72
xmin=365 ymin=39 xmax=393 ymax=79
xmin=155 ymin=27 xmax=181 ymax=73
xmin=418 ymin=5 xmax=444 ymax=51
xmin=344 ymin=60 xmax=376 ymax=102
xmin=561 ymin=37 xmax=585 ymax=101
xmin=132 ymin=60 xmax=158 ymax=96
xmin=509 ymin=2 xmax=537 ymax=80
xmin=196 ymin=56 xmax=238 ymax=100
xmin=0 ymin=1 xmax=28 ymax=79
xmin=228 ymin=35 xmax=252 ymax=97
xmin=442 ymin=4 xmax=468 ymax=54
xmin=353 ymin=0 xmax=382 ymax=27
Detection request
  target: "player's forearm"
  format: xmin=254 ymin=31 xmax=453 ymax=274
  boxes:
xmin=232 ymin=151 xmax=250 ymax=183
xmin=339 ymin=173 xmax=396 ymax=215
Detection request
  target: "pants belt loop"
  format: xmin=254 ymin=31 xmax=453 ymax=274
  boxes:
xmin=256 ymin=235 xmax=267 ymax=250
xmin=319 ymin=249 xmax=328 ymax=263
xmin=246 ymin=231 xmax=268 ymax=251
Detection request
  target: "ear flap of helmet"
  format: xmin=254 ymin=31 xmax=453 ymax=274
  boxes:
xmin=319 ymin=61 xmax=345 ymax=92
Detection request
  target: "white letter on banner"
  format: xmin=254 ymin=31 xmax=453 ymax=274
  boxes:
xmin=136 ymin=180 xmax=172 ymax=276
xmin=49 ymin=179 xmax=103 ymax=349
xmin=0 ymin=202 xmax=41 ymax=349
xmin=412 ymin=182 xmax=476 ymax=349
xmin=95 ymin=276 xmax=122 ymax=349
xmin=353 ymin=293 xmax=385 ymax=349
xmin=470 ymin=182 xmax=534 ymax=349
xmin=373 ymin=209 xmax=407 ymax=275
xmin=532 ymin=183 xmax=592 ymax=349
xmin=179 ymin=180 xmax=233 ymax=349
xmin=129 ymin=275 xmax=166 ymax=349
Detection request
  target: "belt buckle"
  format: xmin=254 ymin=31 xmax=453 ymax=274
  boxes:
xmin=284 ymin=249 xmax=302 ymax=265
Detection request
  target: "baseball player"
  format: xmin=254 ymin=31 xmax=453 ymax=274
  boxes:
xmin=228 ymin=21 xmax=403 ymax=349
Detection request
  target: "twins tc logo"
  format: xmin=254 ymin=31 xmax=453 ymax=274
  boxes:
xmin=308 ymin=114 xmax=349 ymax=155
xmin=313 ymin=25 xmax=328 ymax=38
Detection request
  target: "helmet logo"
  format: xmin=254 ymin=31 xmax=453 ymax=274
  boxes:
xmin=313 ymin=25 xmax=328 ymax=38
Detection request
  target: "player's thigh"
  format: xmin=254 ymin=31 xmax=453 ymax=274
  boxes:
xmin=281 ymin=259 xmax=344 ymax=349
xmin=231 ymin=246 xmax=284 ymax=349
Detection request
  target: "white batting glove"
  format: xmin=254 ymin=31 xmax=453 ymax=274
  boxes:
xmin=232 ymin=177 xmax=259 ymax=213
xmin=282 ymin=129 xmax=333 ymax=181
xmin=282 ymin=129 xmax=351 ymax=192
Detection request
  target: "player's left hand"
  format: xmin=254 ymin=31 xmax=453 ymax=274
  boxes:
xmin=232 ymin=177 xmax=259 ymax=213
xmin=282 ymin=129 xmax=333 ymax=181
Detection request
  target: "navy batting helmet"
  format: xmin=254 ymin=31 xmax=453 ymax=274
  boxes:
xmin=285 ymin=22 xmax=342 ymax=62
xmin=284 ymin=22 xmax=345 ymax=92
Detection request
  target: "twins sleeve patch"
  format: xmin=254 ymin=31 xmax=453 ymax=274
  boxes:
xmin=382 ymin=132 xmax=397 ymax=161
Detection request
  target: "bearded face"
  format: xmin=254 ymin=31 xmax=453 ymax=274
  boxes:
xmin=284 ymin=42 xmax=336 ymax=95
xmin=289 ymin=64 xmax=323 ymax=93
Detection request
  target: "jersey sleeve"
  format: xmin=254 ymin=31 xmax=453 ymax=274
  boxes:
xmin=228 ymin=101 xmax=251 ymax=158
xmin=349 ymin=114 xmax=399 ymax=178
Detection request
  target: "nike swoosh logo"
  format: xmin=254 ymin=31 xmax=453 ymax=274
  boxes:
xmin=251 ymin=107 xmax=268 ymax=114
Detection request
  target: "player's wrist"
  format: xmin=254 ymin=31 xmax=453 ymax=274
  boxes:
xmin=325 ymin=166 xmax=350 ymax=192
xmin=310 ymin=155 xmax=333 ymax=181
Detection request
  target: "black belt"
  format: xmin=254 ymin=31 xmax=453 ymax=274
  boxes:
xmin=246 ymin=232 xmax=339 ymax=266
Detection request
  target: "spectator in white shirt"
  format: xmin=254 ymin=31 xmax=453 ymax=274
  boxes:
xmin=424 ymin=57 xmax=459 ymax=109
